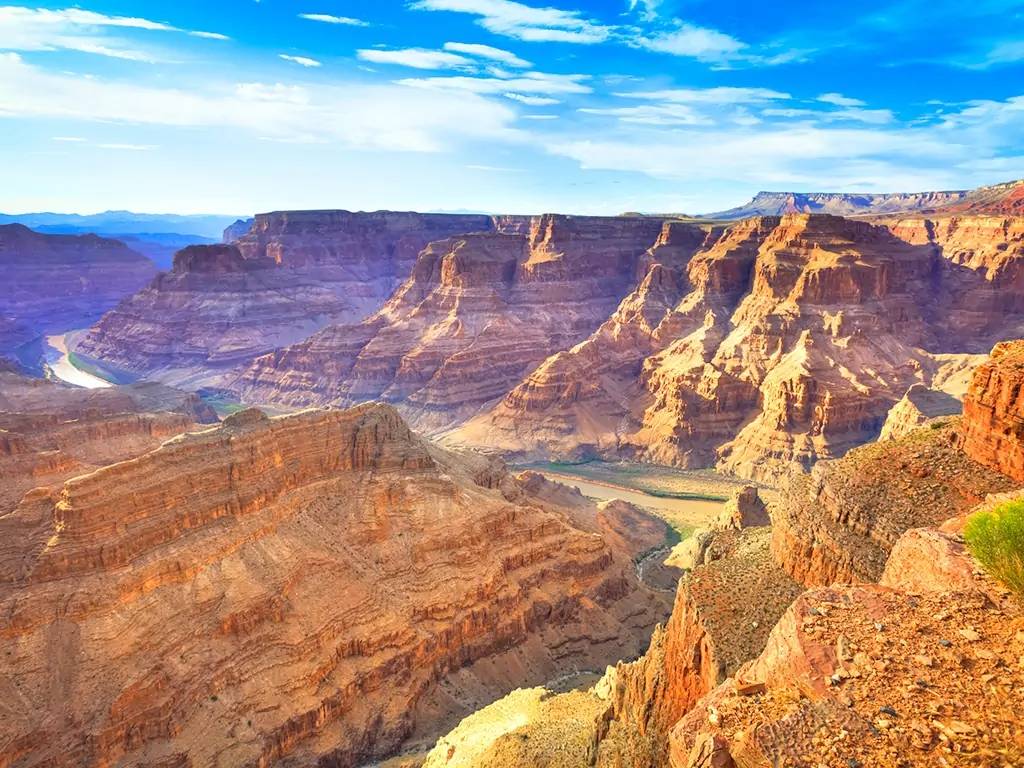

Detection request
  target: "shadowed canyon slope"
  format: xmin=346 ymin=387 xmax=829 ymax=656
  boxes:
xmin=75 ymin=211 xmax=493 ymax=387
xmin=0 ymin=224 xmax=156 ymax=357
xmin=0 ymin=400 xmax=669 ymax=767
xmin=459 ymin=213 xmax=1024 ymax=481
xmin=233 ymin=214 xmax=673 ymax=427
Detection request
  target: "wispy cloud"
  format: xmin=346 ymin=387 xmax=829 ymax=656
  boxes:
xmin=0 ymin=52 xmax=523 ymax=152
xmin=297 ymin=13 xmax=369 ymax=27
xmin=818 ymin=92 xmax=865 ymax=107
xmin=398 ymin=71 xmax=591 ymax=95
xmin=357 ymin=47 xmax=473 ymax=70
xmin=0 ymin=5 xmax=228 ymax=61
xmin=444 ymin=41 xmax=531 ymax=67
xmin=504 ymin=92 xmax=559 ymax=105
xmin=410 ymin=0 xmax=612 ymax=44
xmin=279 ymin=54 xmax=322 ymax=67
xmin=620 ymin=87 xmax=791 ymax=104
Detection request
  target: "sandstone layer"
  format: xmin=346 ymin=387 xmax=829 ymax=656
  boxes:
xmin=461 ymin=213 xmax=1024 ymax=480
xmin=234 ymin=215 xmax=673 ymax=429
xmin=960 ymin=339 xmax=1024 ymax=482
xmin=770 ymin=418 xmax=1016 ymax=587
xmin=75 ymin=211 xmax=493 ymax=387
xmin=0 ymin=404 xmax=668 ymax=767
xmin=878 ymin=383 xmax=961 ymax=440
xmin=0 ymin=224 xmax=156 ymax=356
xmin=0 ymin=369 xmax=216 ymax=512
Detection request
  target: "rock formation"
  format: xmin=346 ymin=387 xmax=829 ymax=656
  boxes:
xmin=233 ymin=215 xmax=671 ymax=428
xmin=0 ymin=224 xmax=156 ymax=356
xmin=0 ymin=404 xmax=668 ymax=767
xmin=461 ymin=213 xmax=1024 ymax=480
xmin=770 ymin=419 xmax=1016 ymax=586
xmin=879 ymin=383 xmax=961 ymax=440
xmin=960 ymin=339 xmax=1024 ymax=482
xmin=700 ymin=189 xmax=972 ymax=220
xmin=666 ymin=520 xmax=1023 ymax=768
xmin=0 ymin=368 xmax=216 ymax=512
xmin=74 ymin=211 xmax=493 ymax=387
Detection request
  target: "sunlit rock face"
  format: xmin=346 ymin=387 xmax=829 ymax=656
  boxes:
xmin=959 ymin=339 xmax=1024 ymax=482
xmin=0 ymin=224 xmax=156 ymax=355
xmin=233 ymin=214 xmax=673 ymax=428
xmin=460 ymin=213 xmax=1024 ymax=481
xmin=75 ymin=211 xmax=494 ymax=387
xmin=0 ymin=403 xmax=668 ymax=768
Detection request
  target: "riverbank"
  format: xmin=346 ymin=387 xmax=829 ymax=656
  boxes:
xmin=44 ymin=332 xmax=113 ymax=389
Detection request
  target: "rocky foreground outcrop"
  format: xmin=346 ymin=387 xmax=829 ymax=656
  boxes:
xmin=75 ymin=211 xmax=493 ymax=386
xmin=0 ymin=404 xmax=668 ymax=767
xmin=459 ymin=213 xmax=1024 ymax=480
xmin=960 ymin=339 xmax=1024 ymax=482
xmin=0 ymin=369 xmax=216 ymax=512
xmin=878 ymin=384 xmax=961 ymax=440
xmin=0 ymin=224 xmax=156 ymax=356
xmin=234 ymin=215 xmax=673 ymax=428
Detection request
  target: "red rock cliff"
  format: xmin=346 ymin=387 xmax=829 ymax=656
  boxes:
xmin=960 ymin=339 xmax=1024 ymax=481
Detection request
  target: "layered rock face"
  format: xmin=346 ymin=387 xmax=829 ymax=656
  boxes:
xmin=0 ymin=369 xmax=216 ymax=512
xmin=770 ymin=418 xmax=1016 ymax=587
xmin=234 ymin=215 xmax=669 ymax=428
xmin=879 ymin=384 xmax=961 ymax=440
xmin=959 ymin=339 xmax=1024 ymax=482
xmin=0 ymin=404 xmax=668 ymax=767
xmin=75 ymin=211 xmax=493 ymax=386
xmin=464 ymin=213 xmax=1024 ymax=480
xmin=0 ymin=224 xmax=156 ymax=355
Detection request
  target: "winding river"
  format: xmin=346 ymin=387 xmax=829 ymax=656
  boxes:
xmin=44 ymin=333 xmax=112 ymax=389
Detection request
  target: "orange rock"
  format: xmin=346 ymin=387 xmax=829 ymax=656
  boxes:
xmin=959 ymin=339 xmax=1024 ymax=482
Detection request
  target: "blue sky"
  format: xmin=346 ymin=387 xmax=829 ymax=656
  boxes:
xmin=1 ymin=0 xmax=1023 ymax=215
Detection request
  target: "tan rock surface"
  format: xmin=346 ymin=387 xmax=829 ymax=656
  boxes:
xmin=75 ymin=211 xmax=493 ymax=387
xmin=770 ymin=419 xmax=1017 ymax=587
xmin=461 ymin=213 xmax=1024 ymax=481
xmin=234 ymin=215 xmax=670 ymax=429
xmin=0 ymin=404 xmax=668 ymax=767
xmin=0 ymin=370 xmax=216 ymax=512
xmin=879 ymin=383 xmax=961 ymax=441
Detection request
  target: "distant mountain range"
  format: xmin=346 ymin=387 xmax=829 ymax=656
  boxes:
xmin=696 ymin=178 xmax=1024 ymax=220
xmin=0 ymin=211 xmax=245 ymax=269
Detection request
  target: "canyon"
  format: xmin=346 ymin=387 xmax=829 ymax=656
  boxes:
xmin=0 ymin=224 xmax=156 ymax=361
xmin=0 ymin=396 xmax=670 ymax=767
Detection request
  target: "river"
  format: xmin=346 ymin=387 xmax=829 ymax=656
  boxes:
xmin=44 ymin=333 xmax=112 ymax=389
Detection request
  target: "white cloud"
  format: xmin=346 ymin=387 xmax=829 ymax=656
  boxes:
xmin=580 ymin=103 xmax=711 ymax=126
xmin=444 ymin=41 xmax=531 ymax=67
xmin=619 ymin=87 xmax=791 ymax=104
xmin=279 ymin=54 xmax=322 ymax=67
xmin=97 ymin=143 xmax=157 ymax=150
xmin=818 ymin=92 xmax=866 ymax=107
xmin=0 ymin=52 xmax=522 ymax=153
xmin=634 ymin=22 xmax=745 ymax=62
xmin=297 ymin=12 xmax=369 ymax=26
xmin=627 ymin=0 xmax=662 ymax=21
xmin=357 ymin=47 xmax=473 ymax=69
xmin=398 ymin=70 xmax=591 ymax=95
xmin=504 ymin=92 xmax=559 ymax=105
xmin=51 ymin=135 xmax=85 ymax=142
xmin=0 ymin=5 xmax=227 ymax=61
xmin=410 ymin=0 xmax=612 ymax=44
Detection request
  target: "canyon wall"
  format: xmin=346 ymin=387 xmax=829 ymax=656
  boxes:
xmin=458 ymin=213 xmax=1024 ymax=481
xmin=959 ymin=339 xmax=1024 ymax=482
xmin=0 ymin=404 xmax=668 ymax=767
xmin=233 ymin=214 xmax=672 ymax=428
xmin=74 ymin=211 xmax=493 ymax=387
xmin=0 ymin=224 xmax=156 ymax=356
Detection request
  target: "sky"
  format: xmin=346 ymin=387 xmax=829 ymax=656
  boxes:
xmin=1 ymin=1 xmax=1023 ymax=216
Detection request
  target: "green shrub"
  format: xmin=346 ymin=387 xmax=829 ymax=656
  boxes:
xmin=964 ymin=499 xmax=1024 ymax=597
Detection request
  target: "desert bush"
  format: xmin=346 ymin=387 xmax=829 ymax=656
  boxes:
xmin=964 ymin=499 xmax=1024 ymax=597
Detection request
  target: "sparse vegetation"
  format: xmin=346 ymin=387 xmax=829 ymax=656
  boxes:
xmin=964 ymin=499 xmax=1024 ymax=597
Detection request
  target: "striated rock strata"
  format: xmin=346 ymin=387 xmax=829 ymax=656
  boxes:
xmin=0 ymin=404 xmax=667 ymax=767
xmin=234 ymin=215 xmax=672 ymax=428
xmin=0 ymin=224 xmax=156 ymax=355
xmin=879 ymin=383 xmax=961 ymax=441
xmin=959 ymin=339 xmax=1024 ymax=482
xmin=0 ymin=370 xmax=216 ymax=512
xmin=75 ymin=211 xmax=493 ymax=387
xmin=462 ymin=213 xmax=1024 ymax=480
